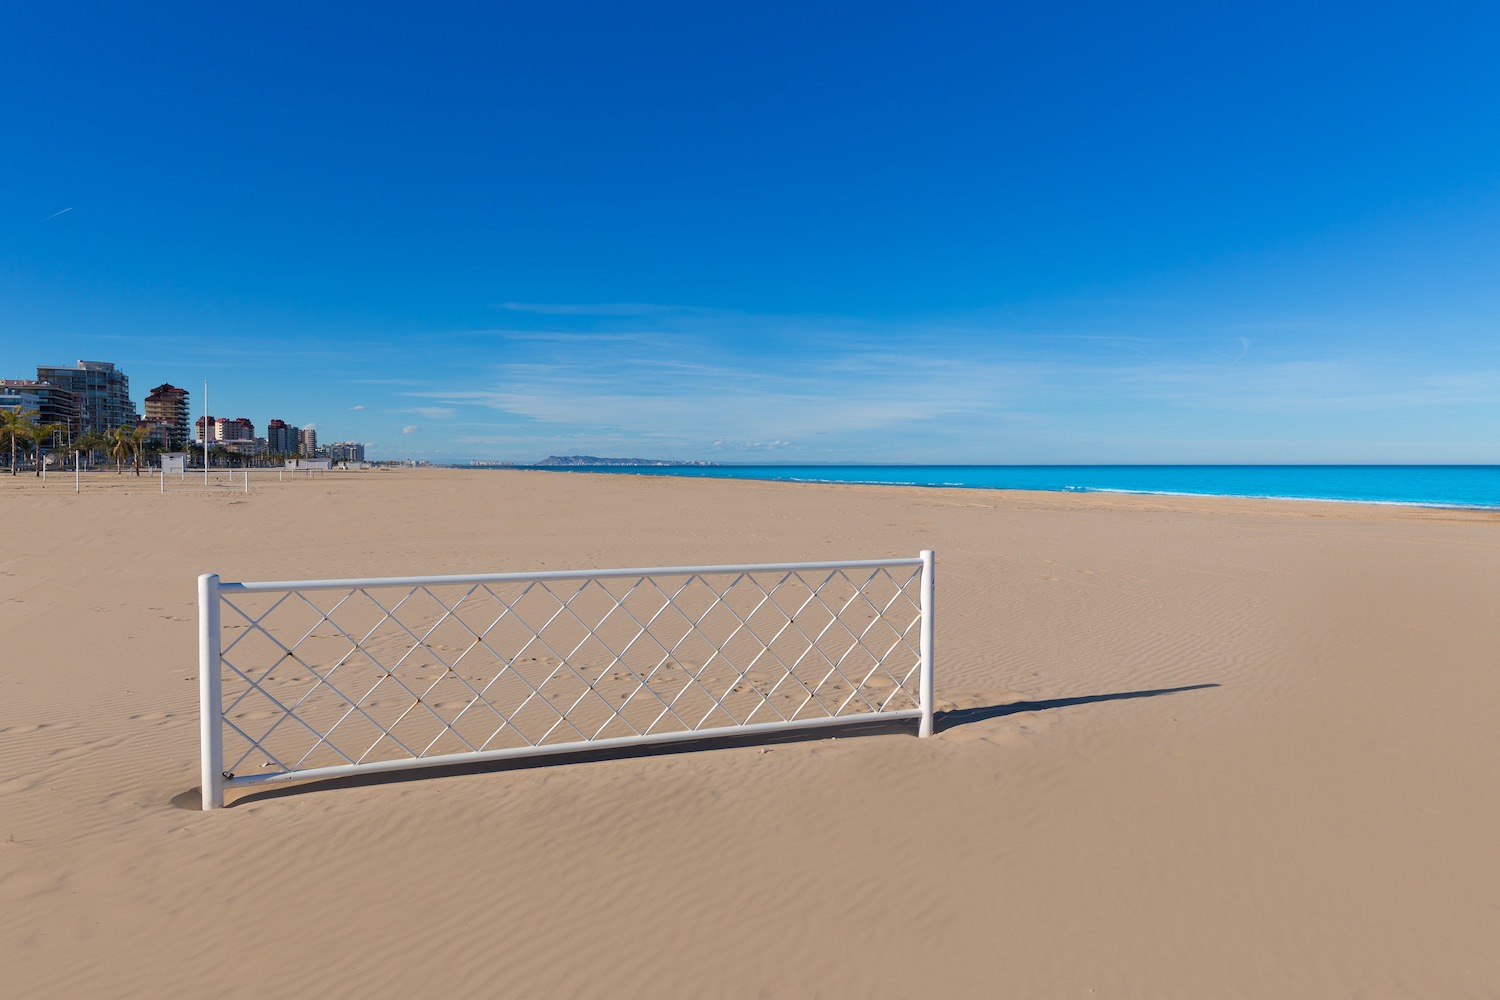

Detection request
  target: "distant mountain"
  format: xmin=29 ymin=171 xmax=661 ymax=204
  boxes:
xmin=531 ymin=455 xmax=716 ymax=467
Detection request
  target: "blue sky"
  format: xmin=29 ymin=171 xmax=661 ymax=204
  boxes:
xmin=3 ymin=2 xmax=1498 ymax=463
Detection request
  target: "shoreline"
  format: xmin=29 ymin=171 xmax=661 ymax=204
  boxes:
xmin=6 ymin=463 xmax=1500 ymax=523
xmin=465 ymin=466 xmax=1500 ymax=523
xmin=463 ymin=463 xmax=1500 ymax=514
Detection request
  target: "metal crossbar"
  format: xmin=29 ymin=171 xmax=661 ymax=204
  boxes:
xmin=198 ymin=552 xmax=935 ymax=809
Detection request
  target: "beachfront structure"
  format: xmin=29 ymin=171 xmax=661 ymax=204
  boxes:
xmin=1 ymin=379 xmax=81 ymax=439
xmin=143 ymin=383 xmax=191 ymax=450
xmin=193 ymin=415 xmax=264 ymax=456
xmin=218 ymin=438 xmax=265 ymax=457
xmin=0 ymin=380 xmax=41 ymax=414
xmin=136 ymin=419 xmax=170 ymax=449
xmin=299 ymin=427 xmax=317 ymax=455
xmin=325 ymin=441 xmax=365 ymax=463
xmin=198 ymin=416 xmax=255 ymax=444
xmin=35 ymin=361 xmax=138 ymax=436
xmin=196 ymin=416 xmax=219 ymax=443
xmin=218 ymin=416 xmax=255 ymax=442
xmin=266 ymin=419 xmax=301 ymax=455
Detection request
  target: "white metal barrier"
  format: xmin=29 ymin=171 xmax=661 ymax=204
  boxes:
xmin=198 ymin=553 xmax=934 ymax=808
xmin=161 ymin=466 xmax=332 ymax=494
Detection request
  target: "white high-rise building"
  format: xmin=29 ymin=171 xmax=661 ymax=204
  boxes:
xmin=326 ymin=441 xmax=365 ymax=463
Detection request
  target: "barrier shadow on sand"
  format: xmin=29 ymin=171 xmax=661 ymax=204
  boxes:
xmin=181 ymin=717 xmax=916 ymax=809
xmin=934 ymin=682 xmax=1219 ymax=733
xmin=174 ymin=684 xmax=1219 ymax=809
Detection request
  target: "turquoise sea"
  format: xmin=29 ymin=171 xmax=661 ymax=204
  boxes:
xmin=508 ymin=465 xmax=1500 ymax=511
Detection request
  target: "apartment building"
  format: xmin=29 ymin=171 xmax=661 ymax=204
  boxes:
xmin=266 ymin=419 xmax=302 ymax=454
xmin=195 ymin=415 xmax=254 ymax=441
xmin=1 ymin=379 xmax=82 ymax=439
xmin=143 ymin=383 xmax=191 ymax=450
xmin=35 ymin=361 xmax=138 ymax=435
xmin=325 ymin=441 xmax=365 ymax=463
xmin=0 ymin=380 xmax=40 ymax=415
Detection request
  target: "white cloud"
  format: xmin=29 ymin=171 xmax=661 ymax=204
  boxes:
xmin=303 ymin=422 xmax=319 ymax=431
xmin=402 ymin=425 xmax=421 ymax=434
xmin=349 ymin=405 xmax=366 ymax=411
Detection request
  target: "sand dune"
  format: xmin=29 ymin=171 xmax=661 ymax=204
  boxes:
xmin=3 ymin=469 xmax=1498 ymax=997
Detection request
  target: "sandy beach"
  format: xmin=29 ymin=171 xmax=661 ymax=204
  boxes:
xmin=3 ymin=468 xmax=1499 ymax=998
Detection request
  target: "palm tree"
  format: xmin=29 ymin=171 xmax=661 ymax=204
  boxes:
xmin=74 ymin=429 xmax=109 ymax=470
xmin=24 ymin=417 xmax=66 ymax=477
xmin=106 ymin=426 xmax=134 ymax=474
xmin=0 ymin=407 xmax=35 ymax=475
xmin=129 ymin=425 xmax=152 ymax=476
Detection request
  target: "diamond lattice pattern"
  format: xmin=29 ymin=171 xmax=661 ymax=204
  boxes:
xmin=217 ymin=567 xmax=923 ymax=778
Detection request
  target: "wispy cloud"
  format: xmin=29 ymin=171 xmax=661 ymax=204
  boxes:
xmin=401 ymin=425 xmax=422 ymax=434
xmin=458 ymin=329 xmax=672 ymax=346
xmin=387 ymin=303 xmax=1500 ymax=461
xmin=495 ymin=302 xmax=710 ymax=318
xmin=43 ymin=206 xmax=73 ymax=221
xmin=1112 ymin=359 xmax=1500 ymax=413
xmin=713 ymin=438 xmax=792 ymax=451
xmin=349 ymin=404 xmax=366 ymax=411
xmin=413 ymin=338 xmax=1032 ymax=449
xmin=391 ymin=406 xmax=456 ymax=419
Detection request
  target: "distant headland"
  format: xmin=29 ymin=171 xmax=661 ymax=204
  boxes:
xmin=529 ymin=455 xmax=717 ymax=467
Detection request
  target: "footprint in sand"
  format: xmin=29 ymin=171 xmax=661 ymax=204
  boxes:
xmin=0 ymin=721 xmax=73 ymax=735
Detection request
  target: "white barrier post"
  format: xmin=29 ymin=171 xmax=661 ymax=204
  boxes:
xmin=75 ymin=452 xmax=81 ymax=494
xmin=199 ymin=574 xmax=225 ymax=810
xmin=918 ymin=549 xmax=935 ymax=738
